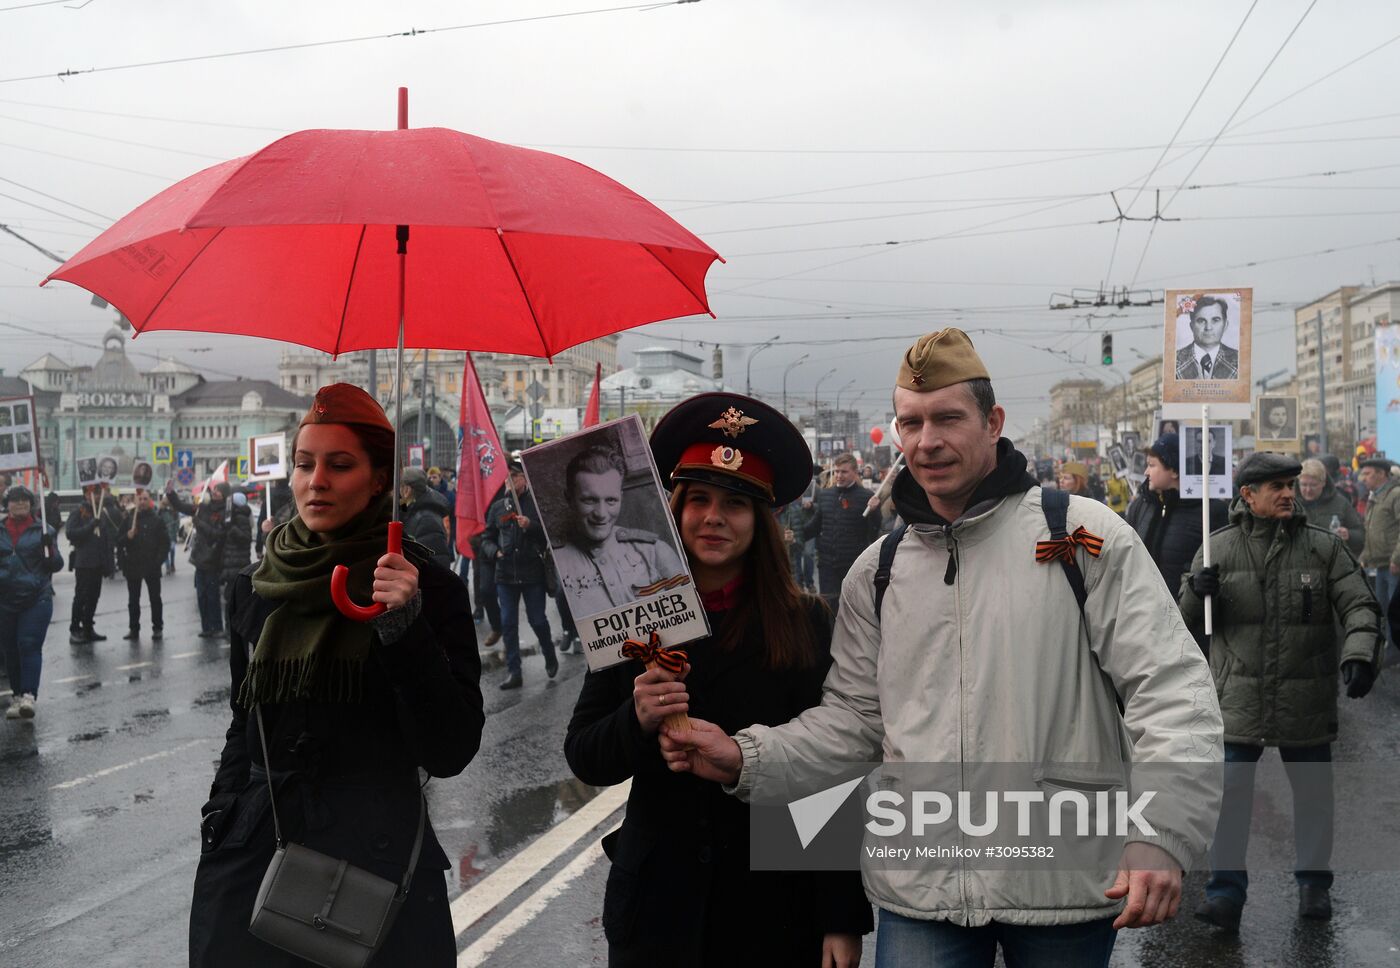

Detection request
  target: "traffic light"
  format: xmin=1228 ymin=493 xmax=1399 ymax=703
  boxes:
xmin=1101 ymin=333 xmax=1113 ymax=365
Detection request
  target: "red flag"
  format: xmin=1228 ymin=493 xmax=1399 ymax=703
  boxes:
xmin=583 ymin=361 xmax=602 ymax=429
xmin=455 ymin=355 xmax=508 ymax=558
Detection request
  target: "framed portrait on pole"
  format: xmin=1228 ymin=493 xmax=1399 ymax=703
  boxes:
xmin=1254 ymin=395 xmax=1300 ymax=450
xmin=1161 ymin=288 xmax=1252 ymax=420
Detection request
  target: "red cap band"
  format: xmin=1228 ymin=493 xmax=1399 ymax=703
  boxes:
xmin=673 ymin=441 xmax=774 ymax=499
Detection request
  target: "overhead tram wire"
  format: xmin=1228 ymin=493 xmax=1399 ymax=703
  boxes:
xmin=0 ymin=175 xmax=112 ymax=223
xmin=0 ymin=97 xmax=287 ymax=132
xmin=1128 ymin=0 xmax=1320 ymax=288
xmin=0 ymin=2 xmax=702 ymax=84
xmin=1104 ymin=0 xmax=1258 ymax=283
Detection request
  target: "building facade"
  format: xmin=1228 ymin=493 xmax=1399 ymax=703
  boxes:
xmin=1047 ymin=378 xmax=1105 ymax=457
xmin=1295 ymin=286 xmax=1361 ymax=443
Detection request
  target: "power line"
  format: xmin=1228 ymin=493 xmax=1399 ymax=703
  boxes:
xmin=0 ymin=112 xmax=228 ymax=160
xmin=1128 ymin=0 xmax=1320 ymax=287
xmin=1105 ymin=0 xmax=1257 ymax=283
xmin=0 ymin=174 xmax=112 ymax=222
xmin=0 ymin=2 xmax=699 ymax=85
xmin=0 ymin=96 xmax=286 ymax=132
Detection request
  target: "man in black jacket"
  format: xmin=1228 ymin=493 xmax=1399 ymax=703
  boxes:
xmin=480 ymin=464 xmax=556 ymax=690
xmin=117 ymin=489 xmax=171 ymax=640
xmin=1124 ymin=433 xmax=1228 ymax=603
xmin=400 ymin=467 xmax=453 ymax=569
xmin=65 ymin=484 xmax=121 ymax=644
xmin=803 ymin=453 xmax=881 ymax=611
xmin=167 ymin=481 xmax=231 ymax=638
xmin=220 ymin=492 xmax=253 ymax=626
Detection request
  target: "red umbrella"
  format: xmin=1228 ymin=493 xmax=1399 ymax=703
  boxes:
xmin=44 ymin=89 xmax=722 ymax=619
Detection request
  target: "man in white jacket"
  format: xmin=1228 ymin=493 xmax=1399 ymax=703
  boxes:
xmin=659 ymin=329 xmax=1223 ymax=966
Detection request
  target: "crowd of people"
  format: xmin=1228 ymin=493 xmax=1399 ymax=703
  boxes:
xmin=1 ymin=322 xmax=1394 ymax=965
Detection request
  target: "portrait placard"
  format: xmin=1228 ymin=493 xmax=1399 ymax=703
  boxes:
xmin=1107 ymin=444 xmax=1128 ymax=479
xmin=1121 ymin=431 xmax=1140 ymax=456
xmin=520 ymin=414 xmax=709 ymax=671
xmin=95 ymin=454 xmax=118 ymax=485
xmin=1254 ymin=395 xmax=1299 ymax=449
xmin=1178 ymin=424 xmax=1233 ymax=499
xmin=247 ymin=432 xmax=287 ymax=481
xmin=0 ymin=395 xmax=40 ymax=474
xmin=1162 ymin=288 xmax=1252 ymax=418
xmin=131 ymin=460 xmax=154 ymax=489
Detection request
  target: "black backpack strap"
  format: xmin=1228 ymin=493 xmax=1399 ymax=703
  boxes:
xmin=1040 ymin=488 xmax=1088 ymax=617
xmin=872 ymin=523 xmax=909 ymax=620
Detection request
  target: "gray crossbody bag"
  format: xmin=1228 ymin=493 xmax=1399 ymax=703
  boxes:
xmin=248 ymin=704 xmax=425 ymax=968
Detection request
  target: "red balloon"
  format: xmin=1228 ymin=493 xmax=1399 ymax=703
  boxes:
xmin=870 ymin=426 xmax=884 ymax=445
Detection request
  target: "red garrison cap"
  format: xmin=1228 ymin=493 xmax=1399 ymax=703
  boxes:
xmin=299 ymin=383 xmax=393 ymax=434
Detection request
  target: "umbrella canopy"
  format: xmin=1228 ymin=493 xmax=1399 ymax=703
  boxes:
xmin=43 ymin=127 xmax=721 ymax=357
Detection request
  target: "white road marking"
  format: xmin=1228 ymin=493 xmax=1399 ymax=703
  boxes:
xmin=115 ymin=662 xmax=153 ymax=671
xmin=169 ymin=651 xmax=201 ymax=659
xmin=48 ymin=738 xmax=213 ymax=791
xmin=53 ymin=674 xmax=93 ymax=684
xmin=456 ymin=824 xmax=615 ymax=967
xmin=449 ymin=780 xmax=629 ymax=938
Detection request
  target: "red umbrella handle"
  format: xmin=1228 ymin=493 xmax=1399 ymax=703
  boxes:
xmin=331 ymin=521 xmax=403 ymax=622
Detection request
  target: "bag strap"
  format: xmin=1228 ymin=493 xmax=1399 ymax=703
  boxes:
xmin=253 ymin=703 xmax=426 ymax=895
xmin=872 ymin=523 xmax=909 ymax=620
xmin=1040 ymin=488 xmax=1087 ymax=617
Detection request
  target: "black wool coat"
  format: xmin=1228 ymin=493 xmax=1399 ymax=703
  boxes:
xmin=116 ymin=507 xmax=171 ymax=580
xmin=188 ymin=555 xmax=484 ymax=968
xmin=564 ymin=599 xmax=873 ymax=968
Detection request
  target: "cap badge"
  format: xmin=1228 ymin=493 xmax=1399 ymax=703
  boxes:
xmin=911 ymin=373 xmax=925 ymax=386
xmin=709 ymin=406 xmax=758 ymax=439
xmin=711 ymin=445 xmax=744 ymax=471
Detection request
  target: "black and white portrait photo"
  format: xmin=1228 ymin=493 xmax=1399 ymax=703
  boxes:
xmin=521 ymin=414 xmax=708 ymax=670
xmin=1179 ymin=424 xmax=1233 ymax=499
xmin=1108 ymin=444 xmax=1128 ymax=478
xmin=1162 ymin=287 xmax=1252 ymax=408
xmin=1130 ymin=450 xmax=1148 ymax=477
xmin=76 ymin=457 xmax=98 ymax=487
xmin=96 ymin=455 xmax=119 ymax=484
xmin=0 ymin=396 xmax=39 ymax=474
xmin=1256 ymin=395 xmax=1299 ymax=442
xmin=1121 ymin=431 xmax=1141 ymax=456
xmin=250 ymin=432 xmax=287 ymax=480
xmin=132 ymin=460 xmax=153 ymax=488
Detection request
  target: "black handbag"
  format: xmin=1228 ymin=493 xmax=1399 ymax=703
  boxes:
xmin=247 ymin=705 xmax=425 ymax=968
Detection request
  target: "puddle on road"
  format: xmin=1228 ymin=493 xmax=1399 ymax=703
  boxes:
xmin=0 ymin=823 xmax=53 ymax=861
xmin=68 ymin=727 xmax=110 ymax=743
xmin=75 ymin=681 xmax=102 ymax=696
xmin=192 ymin=687 xmax=230 ymax=708
xmin=81 ymin=805 xmax=118 ymax=820
xmin=446 ymin=776 xmax=608 ymax=892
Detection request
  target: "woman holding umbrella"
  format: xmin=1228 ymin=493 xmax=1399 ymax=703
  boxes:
xmin=189 ymin=384 xmax=484 ymax=967
xmin=564 ymin=392 xmax=872 ymax=967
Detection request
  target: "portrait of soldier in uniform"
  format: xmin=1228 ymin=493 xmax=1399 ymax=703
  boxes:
xmin=550 ymin=443 xmax=687 ymax=617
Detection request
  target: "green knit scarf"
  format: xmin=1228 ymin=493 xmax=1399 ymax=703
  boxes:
xmin=238 ymin=494 xmax=393 ymax=707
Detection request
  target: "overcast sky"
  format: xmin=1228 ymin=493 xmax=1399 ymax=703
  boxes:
xmin=2 ymin=0 xmax=1398 ymax=439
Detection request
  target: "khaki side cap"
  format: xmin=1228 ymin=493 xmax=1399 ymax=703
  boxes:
xmin=897 ymin=328 xmax=990 ymax=392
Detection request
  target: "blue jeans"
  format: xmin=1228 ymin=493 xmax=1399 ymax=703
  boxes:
xmin=874 ymin=909 xmax=1115 ymax=968
xmin=1 ymin=596 xmax=53 ymax=697
xmin=194 ymin=568 xmax=223 ymax=633
xmin=496 ymin=582 xmax=553 ymax=677
xmin=1207 ymin=742 xmax=1334 ymax=904
xmin=1373 ymin=569 xmax=1395 ymax=647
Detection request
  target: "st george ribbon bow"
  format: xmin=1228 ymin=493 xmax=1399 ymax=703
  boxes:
xmin=1034 ymin=526 xmax=1105 ymax=564
xmin=621 ymin=631 xmax=688 ymax=674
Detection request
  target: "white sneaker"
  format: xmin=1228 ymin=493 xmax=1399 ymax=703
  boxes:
xmin=17 ymin=694 xmax=35 ymax=718
xmin=4 ymin=699 xmax=19 ymax=720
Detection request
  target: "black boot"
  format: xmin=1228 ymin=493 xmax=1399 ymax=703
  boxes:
xmin=1298 ymin=885 xmax=1332 ymax=920
xmin=86 ymin=628 xmax=107 ymax=642
xmin=499 ymin=674 xmax=523 ymax=691
xmin=151 ymin=628 xmax=163 ymax=641
xmin=123 ymin=628 xmax=140 ymax=641
xmin=69 ymin=630 xmax=92 ymax=645
xmin=1194 ymin=896 xmax=1243 ymax=933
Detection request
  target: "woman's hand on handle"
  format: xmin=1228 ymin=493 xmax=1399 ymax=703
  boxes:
xmin=372 ymin=552 xmax=419 ymax=610
xmin=633 ymin=664 xmax=689 ymax=735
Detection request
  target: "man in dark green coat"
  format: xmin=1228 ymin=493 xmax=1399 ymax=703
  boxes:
xmin=1180 ymin=453 xmax=1381 ymax=933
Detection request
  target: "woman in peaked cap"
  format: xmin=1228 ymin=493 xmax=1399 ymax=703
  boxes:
xmin=189 ymin=383 xmax=484 ymax=967
xmin=565 ymin=392 xmax=872 ymax=968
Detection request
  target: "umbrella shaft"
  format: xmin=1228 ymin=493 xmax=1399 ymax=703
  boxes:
xmin=391 ymin=240 xmax=407 ymax=526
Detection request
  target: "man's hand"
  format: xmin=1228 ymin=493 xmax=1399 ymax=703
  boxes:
xmin=866 ymin=494 xmax=881 ymax=511
xmin=1335 ymin=526 xmax=1350 ymax=541
xmin=372 ymin=552 xmax=419 ymax=611
xmin=1343 ymin=660 xmax=1376 ymax=699
xmin=516 ymin=514 xmax=531 ymax=530
xmin=1105 ymin=842 xmax=1181 ymax=929
xmin=658 ymin=717 xmax=742 ymax=785
xmin=1188 ymin=565 xmax=1220 ymax=598
xmin=822 ymin=933 xmax=861 ymax=968
xmin=260 ymin=518 xmax=274 ymax=535
xmin=633 ymin=664 xmax=690 ymax=735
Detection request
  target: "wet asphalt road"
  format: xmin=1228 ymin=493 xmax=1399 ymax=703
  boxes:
xmin=2 ymin=570 xmax=1398 ymax=967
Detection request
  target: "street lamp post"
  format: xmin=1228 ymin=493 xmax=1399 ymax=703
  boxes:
xmin=745 ymin=336 xmax=780 ymax=396
xmin=813 ymin=367 xmax=837 ymax=439
xmin=782 ymin=353 xmax=810 ymax=417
